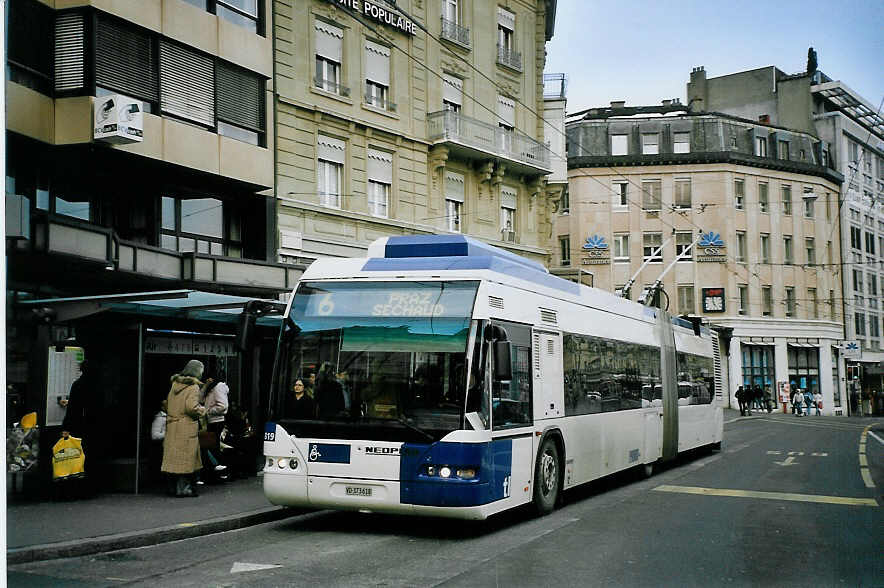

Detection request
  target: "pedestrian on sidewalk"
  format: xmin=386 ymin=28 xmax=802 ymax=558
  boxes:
xmin=763 ymin=385 xmax=773 ymax=413
xmin=804 ymin=388 xmax=814 ymax=418
xmin=752 ymin=384 xmax=764 ymax=412
xmin=162 ymin=359 xmax=207 ymax=497
xmin=792 ymin=387 xmax=803 ymax=416
xmin=735 ymin=386 xmax=746 ymax=416
xmin=200 ymin=371 xmax=230 ymax=484
xmin=60 ymin=360 xmax=102 ymax=494
xmin=813 ymin=389 xmax=822 ymax=416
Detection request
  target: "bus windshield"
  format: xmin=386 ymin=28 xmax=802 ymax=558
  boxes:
xmin=272 ymin=280 xmax=479 ymax=440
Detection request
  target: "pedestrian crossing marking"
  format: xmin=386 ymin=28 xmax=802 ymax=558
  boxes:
xmin=653 ymin=485 xmax=878 ymax=507
xmin=231 ymin=562 xmax=282 ymax=574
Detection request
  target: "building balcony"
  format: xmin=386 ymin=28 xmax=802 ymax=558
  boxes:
xmin=440 ymin=17 xmax=470 ymax=49
xmin=314 ymin=77 xmax=351 ymax=97
xmin=426 ymin=110 xmax=551 ymax=175
xmin=496 ymin=44 xmax=522 ymax=72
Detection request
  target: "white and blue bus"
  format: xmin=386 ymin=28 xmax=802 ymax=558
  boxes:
xmin=262 ymin=235 xmax=723 ymax=519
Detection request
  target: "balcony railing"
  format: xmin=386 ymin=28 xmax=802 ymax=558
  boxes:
xmin=427 ymin=110 xmax=550 ymax=172
xmin=440 ymin=17 xmax=470 ymax=48
xmin=365 ymin=85 xmax=397 ymax=112
xmin=543 ymin=73 xmax=567 ymax=100
xmin=314 ymin=77 xmax=351 ymax=97
xmin=496 ymin=44 xmax=522 ymax=72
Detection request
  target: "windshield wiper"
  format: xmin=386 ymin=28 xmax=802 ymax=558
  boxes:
xmin=396 ymin=415 xmax=435 ymax=442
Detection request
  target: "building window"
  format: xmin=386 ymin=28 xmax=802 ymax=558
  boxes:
xmin=755 ymin=136 xmax=767 ymax=157
xmin=500 ymin=186 xmax=518 ymax=242
xmin=783 ymin=236 xmax=793 ymax=265
xmin=742 ymin=345 xmax=774 ymax=391
xmin=826 ymin=193 xmax=832 ymax=220
xmin=95 ymin=16 xmax=159 ymax=110
xmin=850 ymin=226 xmax=862 ymax=250
xmin=160 ymin=41 xmax=215 ymax=127
xmin=785 ymin=287 xmax=796 ymax=317
xmin=559 ymin=236 xmax=571 ymax=266
xmin=365 ymin=41 xmax=392 ymax=110
xmin=788 ymin=347 xmax=819 ymax=397
xmin=442 ymin=73 xmax=463 ymax=112
xmin=869 ymin=274 xmax=879 ymax=309
xmin=318 ymin=160 xmax=342 ymax=208
xmin=738 ymin=285 xmax=748 ymax=315
xmin=870 ymin=314 xmax=880 ymax=339
xmin=760 ymin=233 xmax=770 ymax=264
xmin=829 ymin=290 xmax=836 ymax=320
xmin=736 ymin=231 xmax=746 ymax=263
xmin=849 ymin=140 xmax=859 ymax=164
xmin=7 ymin=0 xmax=54 ymax=94
xmin=673 ymin=132 xmax=690 ymax=154
xmin=641 ymin=133 xmax=659 ymax=155
xmin=444 ymin=171 xmax=464 ymax=232
xmin=734 ymin=178 xmax=745 ymax=210
xmin=677 ymin=285 xmax=695 ymax=315
xmin=160 ymin=196 xmax=235 ymax=256
xmin=214 ymin=0 xmax=260 ymax=33
xmin=808 ymin=288 xmax=818 ymax=319
xmin=674 ymin=179 xmax=691 ymax=209
xmin=803 ymin=187 xmax=816 ymax=217
xmin=314 ymin=21 xmax=344 ymax=94
xmin=497 ymin=94 xmax=516 ymax=142
xmin=643 ymin=233 xmax=663 ymax=263
xmin=442 ymin=0 xmax=459 ymax=23
xmin=366 ymin=148 xmax=392 ymax=218
xmin=496 ymin=7 xmax=520 ymax=70
xmin=805 ymin=238 xmax=816 ymax=265
xmin=216 ymin=62 xmax=266 ymax=145
xmin=777 ymin=139 xmax=789 ymax=160
xmin=759 ymin=182 xmax=769 ymax=213
xmin=641 ymin=180 xmax=662 ymax=211
xmin=675 ymin=232 xmax=693 ymax=259
xmin=613 ymin=234 xmax=630 ymax=262
xmin=611 ymin=134 xmax=628 ymax=156
xmin=866 ymin=232 xmax=876 ymax=255
xmin=762 ymin=286 xmax=773 ymax=316
xmin=781 ymin=185 xmax=792 ymax=215
xmin=317 ymin=135 xmax=345 ymax=209
xmin=613 ymin=182 xmax=628 ymax=208
xmin=855 ymin=313 xmax=866 ymax=336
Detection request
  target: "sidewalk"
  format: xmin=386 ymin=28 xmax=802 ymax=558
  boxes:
xmin=6 ymin=473 xmax=301 ymax=564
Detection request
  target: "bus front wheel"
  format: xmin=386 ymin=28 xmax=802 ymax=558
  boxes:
xmin=533 ymin=437 xmax=560 ymax=515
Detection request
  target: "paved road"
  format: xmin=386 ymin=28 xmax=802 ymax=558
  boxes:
xmin=9 ymin=415 xmax=883 ymax=587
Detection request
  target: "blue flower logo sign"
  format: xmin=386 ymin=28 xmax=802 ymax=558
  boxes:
xmin=699 ymin=232 xmax=724 ymax=247
xmin=582 ymin=235 xmax=609 ymax=250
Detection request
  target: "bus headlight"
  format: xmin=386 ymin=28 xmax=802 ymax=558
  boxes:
xmin=289 ymin=458 xmax=299 ymax=470
xmin=267 ymin=457 xmax=274 ymax=468
xmin=439 ymin=466 xmax=452 ymax=478
xmin=456 ymin=468 xmax=477 ymax=480
xmin=277 ymin=458 xmax=287 ymax=469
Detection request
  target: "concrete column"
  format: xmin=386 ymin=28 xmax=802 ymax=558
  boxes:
xmin=819 ymin=342 xmax=833 ymax=415
xmin=774 ymin=340 xmax=789 ymax=412
xmin=728 ymin=338 xmax=743 ymax=409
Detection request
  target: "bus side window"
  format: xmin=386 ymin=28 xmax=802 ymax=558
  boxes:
xmin=491 ymin=321 xmax=532 ymax=430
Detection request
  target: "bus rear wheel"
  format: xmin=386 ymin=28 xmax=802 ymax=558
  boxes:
xmin=533 ymin=437 xmax=560 ymax=515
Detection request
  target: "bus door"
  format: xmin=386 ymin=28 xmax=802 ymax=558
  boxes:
xmin=532 ymin=329 xmax=563 ymax=422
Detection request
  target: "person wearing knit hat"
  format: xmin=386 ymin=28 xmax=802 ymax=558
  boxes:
xmin=161 ymin=359 xmax=207 ymax=497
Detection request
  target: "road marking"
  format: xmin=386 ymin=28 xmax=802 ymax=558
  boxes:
xmin=775 ymin=456 xmax=798 ymax=466
xmin=859 ymin=454 xmax=868 ymax=466
xmin=869 ymin=430 xmax=884 ymax=445
xmin=861 ymin=468 xmax=874 ymax=488
xmin=653 ymin=485 xmax=878 ymax=507
xmin=859 ymin=427 xmax=876 ymax=489
xmin=767 ymin=451 xmax=782 ymax=455
xmin=177 ymin=523 xmax=196 ymax=527
xmin=231 ymin=562 xmax=282 ymax=574
xmin=810 ymin=452 xmax=828 ymax=457
xmin=788 ymin=451 xmax=804 ymax=456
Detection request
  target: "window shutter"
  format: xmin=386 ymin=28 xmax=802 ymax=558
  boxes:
xmin=317 ymin=135 xmax=345 ymax=164
xmin=159 ymin=40 xmax=214 ymax=127
xmin=54 ymin=12 xmax=85 ymax=92
xmin=500 ymin=185 xmax=517 ymax=209
xmin=497 ymin=7 xmax=515 ymax=30
xmin=367 ymin=149 xmax=393 ymax=184
xmin=96 ymin=16 xmax=158 ymax=103
xmin=364 ymin=40 xmax=390 ymax=86
xmin=217 ymin=62 xmax=265 ymax=132
xmin=315 ymin=21 xmax=343 ymax=62
xmin=445 ymin=171 xmax=465 ymax=202
xmin=497 ymin=95 xmax=515 ymax=127
xmin=442 ymin=74 xmax=463 ymax=106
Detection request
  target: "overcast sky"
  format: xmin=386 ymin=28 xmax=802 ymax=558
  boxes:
xmin=545 ymin=0 xmax=884 ymax=115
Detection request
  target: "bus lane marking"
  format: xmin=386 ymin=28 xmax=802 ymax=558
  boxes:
xmin=653 ymin=485 xmax=878 ymax=507
xmin=859 ymin=427 xmax=875 ymax=489
xmin=869 ymin=430 xmax=884 ymax=445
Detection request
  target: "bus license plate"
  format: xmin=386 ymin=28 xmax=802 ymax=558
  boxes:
xmin=345 ymin=486 xmax=372 ymax=497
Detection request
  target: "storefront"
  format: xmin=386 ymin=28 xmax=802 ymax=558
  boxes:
xmin=11 ymin=290 xmax=283 ymax=494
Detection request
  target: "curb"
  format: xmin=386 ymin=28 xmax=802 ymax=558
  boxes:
xmin=7 ymin=506 xmax=301 ymax=564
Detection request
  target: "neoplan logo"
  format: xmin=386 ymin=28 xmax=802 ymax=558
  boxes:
xmin=364 ymin=446 xmax=400 ymax=456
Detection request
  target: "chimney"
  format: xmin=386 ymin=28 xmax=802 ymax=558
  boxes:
xmin=610 ymin=100 xmax=626 ymax=109
xmin=662 ymin=99 xmax=672 ymax=106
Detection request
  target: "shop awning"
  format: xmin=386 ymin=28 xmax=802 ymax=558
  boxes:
xmin=19 ymin=289 xmax=285 ymax=325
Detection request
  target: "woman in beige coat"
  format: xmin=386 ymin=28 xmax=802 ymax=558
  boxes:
xmin=161 ymin=359 xmax=207 ymax=497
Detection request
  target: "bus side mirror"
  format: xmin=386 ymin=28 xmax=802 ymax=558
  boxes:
xmin=235 ymin=308 xmax=258 ymax=351
xmin=493 ymin=341 xmax=512 ymax=381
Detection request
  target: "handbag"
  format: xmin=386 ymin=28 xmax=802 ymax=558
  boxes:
xmin=198 ymin=430 xmax=217 ymax=449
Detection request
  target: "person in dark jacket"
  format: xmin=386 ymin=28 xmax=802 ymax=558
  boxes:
xmin=316 ymin=362 xmax=345 ymax=417
xmin=735 ymin=385 xmax=746 ymax=416
xmin=287 ymin=379 xmax=316 ymax=419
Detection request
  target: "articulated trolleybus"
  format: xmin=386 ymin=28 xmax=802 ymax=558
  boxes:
xmin=263 ymin=235 xmax=723 ymax=519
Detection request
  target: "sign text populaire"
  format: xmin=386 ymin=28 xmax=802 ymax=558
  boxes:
xmin=329 ymin=0 xmax=417 ymax=35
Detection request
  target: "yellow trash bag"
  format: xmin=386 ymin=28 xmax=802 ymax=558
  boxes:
xmin=52 ymin=435 xmax=86 ymax=481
